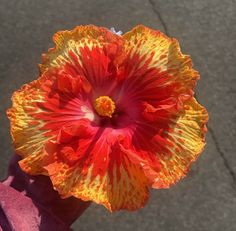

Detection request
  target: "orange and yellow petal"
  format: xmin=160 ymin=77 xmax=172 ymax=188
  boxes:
xmin=122 ymin=25 xmax=199 ymax=100
xmin=19 ymin=152 xmax=48 ymax=175
xmin=43 ymin=134 xmax=149 ymax=211
xmin=7 ymin=79 xmax=50 ymax=174
xmin=107 ymin=143 xmax=149 ymax=211
xmin=7 ymin=66 xmax=94 ymax=175
xmin=39 ymin=25 xmax=123 ymax=85
xmin=147 ymin=97 xmax=208 ymax=188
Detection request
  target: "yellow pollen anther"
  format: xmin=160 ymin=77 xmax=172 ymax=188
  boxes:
xmin=94 ymin=96 xmax=116 ymax=118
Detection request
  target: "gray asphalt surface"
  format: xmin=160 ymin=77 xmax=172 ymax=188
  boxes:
xmin=0 ymin=0 xmax=235 ymax=231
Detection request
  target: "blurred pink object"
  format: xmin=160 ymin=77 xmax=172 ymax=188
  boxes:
xmin=0 ymin=155 xmax=90 ymax=231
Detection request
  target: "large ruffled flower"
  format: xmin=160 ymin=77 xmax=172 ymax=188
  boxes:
xmin=7 ymin=25 xmax=208 ymax=211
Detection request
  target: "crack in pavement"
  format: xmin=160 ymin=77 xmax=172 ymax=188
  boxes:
xmin=148 ymin=0 xmax=169 ymax=35
xmin=195 ymin=93 xmax=236 ymax=191
xmin=208 ymin=126 xmax=236 ymax=191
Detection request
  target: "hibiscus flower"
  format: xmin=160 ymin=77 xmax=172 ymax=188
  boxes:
xmin=7 ymin=25 xmax=208 ymax=211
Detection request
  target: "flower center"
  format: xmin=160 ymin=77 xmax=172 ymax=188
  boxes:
xmin=94 ymin=96 xmax=115 ymax=118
